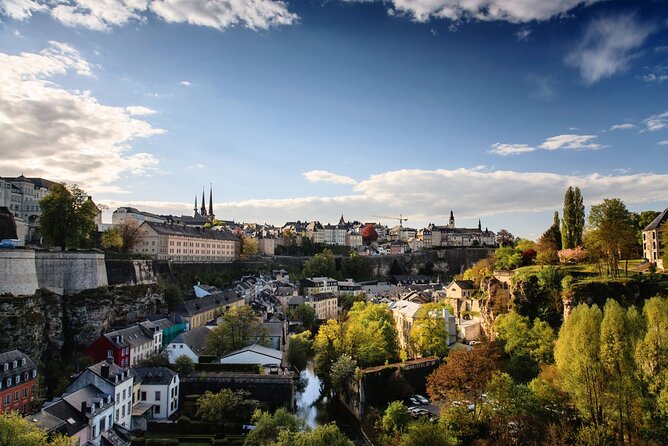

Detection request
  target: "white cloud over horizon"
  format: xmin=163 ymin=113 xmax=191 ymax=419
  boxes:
xmin=99 ymin=167 xmax=668 ymax=238
xmin=0 ymin=0 xmax=298 ymax=31
xmin=0 ymin=42 xmax=164 ymax=193
xmin=566 ymin=14 xmax=654 ymax=84
xmin=490 ymin=134 xmax=602 ymax=155
xmin=643 ymin=111 xmax=668 ymax=132
xmin=609 ymin=123 xmax=634 ymax=131
xmin=303 ymin=170 xmax=358 ymax=185
xmin=346 ymin=0 xmax=605 ymax=24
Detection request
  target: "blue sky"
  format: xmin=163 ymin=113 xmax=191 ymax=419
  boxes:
xmin=1 ymin=0 xmax=667 ymax=239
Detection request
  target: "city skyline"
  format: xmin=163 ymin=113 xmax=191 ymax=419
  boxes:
xmin=1 ymin=0 xmax=667 ymax=238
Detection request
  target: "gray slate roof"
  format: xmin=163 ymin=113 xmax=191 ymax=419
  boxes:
xmin=144 ymin=221 xmax=239 ymax=241
xmin=133 ymin=367 xmax=177 ymax=385
xmin=644 ymin=208 xmax=668 ymax=231
xmin=171 ymin=326 xmax=212 ymax=355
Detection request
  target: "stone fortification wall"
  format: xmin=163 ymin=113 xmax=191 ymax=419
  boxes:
xmin=0 ymin=249 xmax=39 ymax=296
xmin=34 ymin=251 xmax=108 ymax=295
xmin=0 ymin=249 xmax=109 ymax=296
xmin=105 ymin=259 xmax=156 ymax=286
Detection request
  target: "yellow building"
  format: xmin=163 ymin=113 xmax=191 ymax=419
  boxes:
xmin=133 ymin=221 xmax=240 ymax=262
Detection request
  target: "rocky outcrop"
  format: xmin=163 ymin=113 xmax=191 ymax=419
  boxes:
xmin=0 ymin=284 xmax=166 ymax=364
xmin=64 ymin=284 xmax=166 ymax=349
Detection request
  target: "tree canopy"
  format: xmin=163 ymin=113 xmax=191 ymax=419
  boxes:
xmin=0 ymin=412 xmax=71 ymax=446
xmin=39 ymin=183 xmax=98 ymax=250
xmin=205 ymin=306 xmax=268 ymax=356
xmin=409 ymin=302 xmax=453 ymax=358
xmin=561 ymin=186 xmax=585 ymax=249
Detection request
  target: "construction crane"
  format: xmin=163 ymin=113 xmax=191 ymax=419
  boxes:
xmin=371 ymin=214 xmax=408 ymax=227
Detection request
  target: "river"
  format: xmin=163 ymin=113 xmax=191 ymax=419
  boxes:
xmin=294 ymin=361 xmax=368 ymax=444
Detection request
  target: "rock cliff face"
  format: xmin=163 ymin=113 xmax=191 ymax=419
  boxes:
xmin=0 ymin=284 xmax=166 ymax=364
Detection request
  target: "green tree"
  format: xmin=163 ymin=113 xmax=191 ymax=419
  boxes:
xmin=100 ymin=226 xmax=122 ymax=250
xmin=313 ymin=319 xmax=345 ymax=385
xmin=409 ymin=302 xmax=453 ymax=358
xmin=554 ymin=303 xmax=605 ymax=426
xmin=0 ymin=412 xmax=71 ymax=446
xmin=493 ymin=245 xmax=522 ymax=270
xmin=244 ymin=408 xmax=305 ymax=446
xmin=39 ymin=183 xmax=98 ymax=250
xmin=287 ymin=331 xmax=313 ymax=370
xmin=197 ymin=389 xmax=258 ymax=423
xmin=302 ymin=249 xmax=336 ymax=278
xmin=399 ymin=421 xmax=456 ymax=446
xmin=536 ymin=212 xmax=562 ymax=264
xmin=330 ymin=354 xmax=357 ymax=395
xmin=241 ymin=236 xmax=259 ymax=256
xmin=274 ymin=423 xmax=353 ymax=446
xmin=205 ymin=306 xmax=268 ymax=356
xmin=344 ymin=301 xmax=400 ymax=367
xmin=288 ymin=304 xmax=316 ymax=329
xmin=562 ymin=186 xmax=585 ymax=249
xmin=635 ymin=210 xmax=660 ymax=246
xmin=600 ymin=300 xmax=642 ymax=444
xmin=382 ymin=401 xmax=412 ymax=433
xmin=174 ymin=355 xmax=195 ymax=375
xmin=588 ymin=198 xmax=635 ymax=278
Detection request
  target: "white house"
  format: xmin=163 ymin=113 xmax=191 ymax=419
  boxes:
xmin=219 ymin=344 xmax=282 ymax=367
xmin=62 ymin=385 xmax=117 ymax=445
xmin=66 ymin=360 xmax=135 ymax=430
xmin=133 ymin=367 xmax=179 ymax=419
xmin=166 ymin=326 xmax=213 ymax=364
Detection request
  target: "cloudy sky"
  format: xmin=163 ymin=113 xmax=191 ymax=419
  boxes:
xmin=1 ymin=0 xmax=667 ymax=239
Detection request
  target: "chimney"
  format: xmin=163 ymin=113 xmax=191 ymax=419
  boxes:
xmin=101 ymin=364 xmax=110 ymax=379
xmin=80 ymin=401 xmax=87 ymax=414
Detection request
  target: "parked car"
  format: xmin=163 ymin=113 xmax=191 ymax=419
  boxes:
xmin=408 ymin=397 xmax=420 ymax=406
xmin=413 ymin=394 xmax=429 ymax=405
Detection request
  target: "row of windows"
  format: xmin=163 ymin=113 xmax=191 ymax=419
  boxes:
xmin=2 ymin=386 xmax=30 ymax=404
xmin=1 ymin=370 xmax=37 ymax=389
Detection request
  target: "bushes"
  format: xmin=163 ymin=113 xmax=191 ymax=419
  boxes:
xmin=145 ymin=440 xmax=180 ymax=446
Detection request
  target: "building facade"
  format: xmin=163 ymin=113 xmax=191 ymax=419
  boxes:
xmin=643 ymin=208 xmax=667 ymax=270
xmin=133 ymin=221 xmax=240 ymax=262
xmin=0 ymin=350 xmax=37 ymax=414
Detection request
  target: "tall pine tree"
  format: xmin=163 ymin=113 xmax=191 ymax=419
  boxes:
xmin=562 ymin=186 xmax=585 ymax=249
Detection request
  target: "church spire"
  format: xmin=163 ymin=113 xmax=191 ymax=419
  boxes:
xmin=478 ymin=219 xmax=481 ymax=231
xmin=201 ymin=188 xmax=207 ymax=216
xmin=194 ymin=195 xmax=198 ymax=217
xmin=209 ymin=184 xmax=214 ymax=217
xmin=449 ymin=210 xmax=455 ymax=228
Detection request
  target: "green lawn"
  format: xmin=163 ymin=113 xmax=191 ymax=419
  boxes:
xmin=513 ymin=260 xmax=646 ymax=279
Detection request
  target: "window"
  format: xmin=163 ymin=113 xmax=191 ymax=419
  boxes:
xmin=154 ymin=405 xmax=160 ymax=414
xmin=122 ymin=389 xmax=126 ymax=399
xmin=12 ymin=361 xmax=17 ymax=369
xmin=155 ymin=391 xmax=161 ymax=401
xmin=4 ymin=395 xmax=9 ymax=404
xmin=6 ymin=378 xmax=11 ymax=387
xmin=14 ymin=391 xmax=19 ymax=401
xmin=22 ymin=388 xmax=27 ymax=398
xmin=116 ymin=392 xmax=120 ymax=402
xmin=2 ymin=363 xmax=7 ymax=372
xmin=140 ymin=391 xmax=147 ymax=401
xmin=116 ymin=409 xmax=119 ymax=421
xmin=21 ymin=358 xmax=25 ymax=366
xmin=121 ymin=404 xmax=125 ymax=417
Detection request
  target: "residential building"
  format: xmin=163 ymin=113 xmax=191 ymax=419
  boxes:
xmin=219 ymin=344 xmax=282 ymax=367
xmin=111 ymin=207 xmax=166 ymax=226
xmin=0 ymin=350 xmax=38 ymax=414
xmin=133 ymin=367 xmax=179 ymax=419
xmin=30 ymin=403 xmax=89 ymax=446
xmin=132 ymin=221 xmax=239 ymax=262
xmin=60 ymin=385 xmax=119 ymax=445
xmin=0 ymin=175 xmax=54 ymax=224
xmin=346 ymin=232 xmax=363 ymax=248
xmin=177 ymin=292 xmax=244 ymax=329
xmin=288 ymin=292 xmax=338 ymax=321
xmin=274 ymin=286 xmax=298 ymax=312
xmin=165 ymin=326 xmax=214 ymax=363
xmin=338 ymin=279 xmax=363 ymax=297
xmin=643 ymin=208 xmax=667 ymax=270
xmin=66 ymin=360 xmax=135 ymax=429
xmin=263 ymin=316 xmax=287 ymax=351
xmin=306 ymin=221 xmax=325 ymax=244
xmin=86 ymin=319 xmax=172 ymax=367
xmin=444 ymin=280 xmax=481 ymax=321
xmin=388 ymin=300 xmax=422 ymax=354
xmin=390 ymin=241 xmax=406 ymax=255
xmin=299 ymin=277 xmax=338 ymax=296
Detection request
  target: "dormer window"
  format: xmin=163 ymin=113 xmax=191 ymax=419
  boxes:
xmin=7 ymin=378 xmax=12 ymax=387
xmin=3 ymin=363 xmax=7 ymax=372
xmin=32 ymin=370 xmax=37 ymax=378
xmin=12 ymin=360 xmax=17 ymax=369
xmin=16 ymin=375 xmax=20 ymax=384
xmin=21 ymin=358 xmax=26 ymax=366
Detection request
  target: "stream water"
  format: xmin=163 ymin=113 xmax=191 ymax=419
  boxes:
xmin=294 ymin=361 xmax=368 ymax=444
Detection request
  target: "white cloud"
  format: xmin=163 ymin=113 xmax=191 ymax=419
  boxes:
xmin=351 ymin=0 xmax=605 ymax=23
xmin=303 ymin=170 xmax=358 ymax=185
xmin=566 ymin=14 xmax=654 ymax=84
xmin=126 ymin=105 xmax=157 ymax=115
xmin=489 ymin=143 xmax=536 ymax=155
xmin=643 ymin=111 xmax=668 ymax=132
xmin=0 ymin=0 xmax=297 ymax=30
xmin=539 ymin=134 xmax=602 ymax=151
xmin=516 ymin=28 xmax=531 ymax=41
xmin=491 ymin=134 xmax=602 ymax=155
xmin=0 ymin=42 xmax=164 ymax=193
xmin=609 ymin=123 xmax=634 ymax=130
xmin=99 ymin=168 xmax=668 ymax=232
xmin=179 ymin=80 xmax=191 ymax=87
xmin=658 ymin=140 xmax=668 ymax=145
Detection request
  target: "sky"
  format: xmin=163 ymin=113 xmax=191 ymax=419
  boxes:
xmin=1 ymin=0 xmax=667 ymax=239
